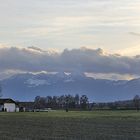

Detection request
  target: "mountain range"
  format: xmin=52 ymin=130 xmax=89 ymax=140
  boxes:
xmin=1 ymin=72 xmax=140 ymax=102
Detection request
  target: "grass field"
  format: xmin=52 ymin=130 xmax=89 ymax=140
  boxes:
xmin=0 ymin=110 xmax=140 ymax=140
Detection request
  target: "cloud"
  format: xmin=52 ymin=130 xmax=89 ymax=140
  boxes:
xmin=129 ymin=32 xmax=140 ymax=37
xmin=85 ymin=72 xmax=137 ymax=81
xmin=117 ymin=46 xmax=140 ymax=56
xmin=0 ymin=47 xmax=140 ymax=78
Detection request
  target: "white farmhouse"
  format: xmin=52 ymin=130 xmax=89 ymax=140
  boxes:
xmin=0 ymin=98 xmax=19 ymax=112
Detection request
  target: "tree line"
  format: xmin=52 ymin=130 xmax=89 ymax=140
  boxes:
xmin=33 ymin=94 xmax=140 ymax=111
xmin=93 ymin=95 xmax=140 ymax=111
xmin=34 ymin=94 xmax=90 ymax=110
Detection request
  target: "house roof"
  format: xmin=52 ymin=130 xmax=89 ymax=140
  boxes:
xmin=0 ymin=98 xmax=16 ymax=105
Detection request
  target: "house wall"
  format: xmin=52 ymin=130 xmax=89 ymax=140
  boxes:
xmin=4 ymin=103 xmax=16 ymax=112
xmin=16 ymin=107 xmax=19 ymax=112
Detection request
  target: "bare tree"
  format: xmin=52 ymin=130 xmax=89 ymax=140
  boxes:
xmin=75 ymin=94 xmax=80 ymax=108
xmin=133 ymin=95 xmax=140 ymax=111
xmin=80 ymin=95 xmax=89 ymax=109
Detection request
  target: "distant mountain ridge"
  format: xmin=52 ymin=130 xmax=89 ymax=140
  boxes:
xmin=1 ymin=72 xmax=140 ymax=102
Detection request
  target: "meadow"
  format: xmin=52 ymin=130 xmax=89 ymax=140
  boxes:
xmin=0 ymin=110 xmax=140 ymax=140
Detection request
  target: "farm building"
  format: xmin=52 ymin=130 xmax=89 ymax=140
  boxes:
xmin=18 ymin=102 xmax=34 ymax=112
xmin=0 ymin=98 xmax=19 ymax=112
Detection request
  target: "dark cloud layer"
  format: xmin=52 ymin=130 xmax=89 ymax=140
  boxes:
xmin=0 ymin=47 xmax=140 ymax=75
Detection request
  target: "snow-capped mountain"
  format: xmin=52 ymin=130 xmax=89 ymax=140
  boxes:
xmin=1 ymin=72 xmax=140 ymax=102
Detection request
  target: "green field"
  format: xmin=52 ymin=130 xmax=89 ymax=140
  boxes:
xmin=0 ymin=111 xmax=140 ymax=140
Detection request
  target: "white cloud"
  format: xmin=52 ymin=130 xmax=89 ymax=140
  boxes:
xmin=117 ymin=46 xmax=140 ymax=56
xmin=85 ymin=72 xmax=138 ymax=81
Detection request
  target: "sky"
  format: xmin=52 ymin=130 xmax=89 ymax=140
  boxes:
xmin=0 ymin=0 xmax=140 ymax=80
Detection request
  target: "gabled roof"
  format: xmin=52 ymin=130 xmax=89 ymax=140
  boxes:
xmin=0 ymin=98 xmax=16 ymax=105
